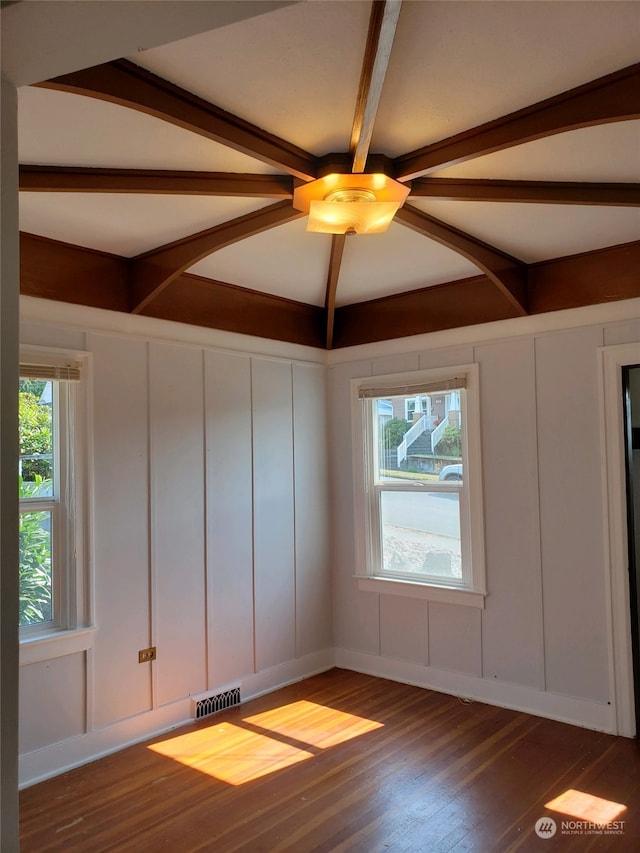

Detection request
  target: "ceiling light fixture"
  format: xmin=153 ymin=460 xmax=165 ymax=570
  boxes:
xmin=293 ymin=173 xmax=410 ymax=235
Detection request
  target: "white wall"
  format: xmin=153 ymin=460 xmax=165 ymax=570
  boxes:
xmin=17 ymin=295 xmax=640 ymax=785
xmin=18 ymin=304 xmax=332 ymax=785
xmin=329 ymin=307 xmax=640 ymax=734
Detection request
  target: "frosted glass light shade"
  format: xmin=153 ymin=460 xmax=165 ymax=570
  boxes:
xmin=307 ymin=200 xmax=401 ymax=234
xmin=293 ymin=173 xmax=410 ymax=235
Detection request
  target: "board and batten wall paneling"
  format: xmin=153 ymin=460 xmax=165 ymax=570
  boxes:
xmin=204 ymin=351 xmax=254 ymax=687
xmin=150 ymin=343 xmax=206 ymax=705
xmin=293 ymin=363 xmax=332 ymax=657
xmin=428 ymin=602 xmax=482 ymax=676
xmin=19 ymin=653 xmax=86 ymax=754
xmin=252 ymin=358 xmax=296 ymax=671
xmin=89 ymin=334 xmax=152 ymax=727
xmin=380 ymin=595 xmax=428 ymax=665
xmin=535 ymin=327 xmax=610 ymax=702
xmin=371 ymin=354 xmax=429 ymax=662
xmin=476 ymin=338 xmax=544 ymax=688
xmin=328 ymin=360 xmax=380 ymax=655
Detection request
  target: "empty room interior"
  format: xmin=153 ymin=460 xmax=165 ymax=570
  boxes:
xmin=2 ymin=1 xmax=640 ymax=849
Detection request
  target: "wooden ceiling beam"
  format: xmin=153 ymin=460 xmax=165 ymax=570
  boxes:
xmin=19 ymin=232 xmax=130 ymax=311
xmin=350 ymin=0 xmax=402 ymax=173
xmin=40 ymin=59 xmax=318 ymax=181
xmin=333 ymin=240 xmax=640 ymax=348
xmin=529 ymin=240 xmax=640 ymax=313
xmin=333 ymin=275 xmax=513 ymax=348
xmin=324 ymin=235 xmax=346 ymax=349
xmin=395 ymin=204 xmax=528 ymax=315
xmin=19 ymin=165 xmax=294 ymax=198
xmin=18 ymin=233 xmax=640 ymax=349
xmin=396 ymin=62 xmax=640 ymax=180
xmin=129 ymin=200 xmax=304 ymax=314
xmin=142 ymin=273 xmax=326 ymax=349
xmin=410 ymin=178 xmax=640 ymax=207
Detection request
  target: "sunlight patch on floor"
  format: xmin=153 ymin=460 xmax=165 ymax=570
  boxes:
xmin=243 ymin=700 xmax=384 ymax=748
xmin=545 ymin=789 xmax=627 ymax=823
xmin=148 ymin=700 xmax=383 ymax=785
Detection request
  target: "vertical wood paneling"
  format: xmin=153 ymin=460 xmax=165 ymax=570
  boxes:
xmin=476 ymin=338 xmax=544 ymax=688
xmin=380 ymin=595 xmax=428 ymax=664
xmin=252 ymin=358 xmax=295 ymax=671
xmin=204 ymin=351 xmax=254 ymax=686
xmin=428 ymin=602 xmax=482 ymax=675
xmin=19 ymin=654 xmax=85 ymax=754
xmin=150 ymin=343 xmax=206 ymax=705
xmin=89 ymin=334 xmax=151 ymax=726
xmin=328 ymin=360 xmax=380 ymax=654
xmin=536 ymin=327 xmax=609 ymax=702
xmin=293 ymin=363 xmax=332 ymax=657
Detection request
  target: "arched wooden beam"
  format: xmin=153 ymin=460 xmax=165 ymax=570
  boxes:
xmin=395 ymin=204 xmax=528 ymax=315
xmin=130 ymin=201 xmax=304 ymax=314
xmin=324 ymin=235 xmax=346 ymax=349
xmin=409 ymin=178 xmax=640 ymax=207
xmin=19 ymin=166 xmax=294 ymax=198
xmin=40 ymin=59 xmax=317 ymax=181
xmin=396 ymin=63 xmax=640 ymax=180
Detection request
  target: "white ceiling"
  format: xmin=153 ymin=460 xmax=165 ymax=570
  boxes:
xmin=19 ymin=87 xmax=280 ymax=173
xmin=19 ymin=193 xmax=274 ymax=258
xmin=431 ymin=123 xmax=640 ymax=182
xmin=16 ymin=0 xmax=640 ymax=311
xmin=131 ymin=1 xmax=371 ymax=156
xmin=374 ymin=0 xmax=640 ymax=155
xmin=189 ymin=219 xmax=330 ymax=307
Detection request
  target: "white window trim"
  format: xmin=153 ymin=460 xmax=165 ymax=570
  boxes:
xmin=19 ymin=346 xmax=94 ymax=652
xmin=351 ymin=364 xmax=486 ymax=607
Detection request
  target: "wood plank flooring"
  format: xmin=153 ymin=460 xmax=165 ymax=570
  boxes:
xmin=20 ymin=669 xmax=640 ymax=851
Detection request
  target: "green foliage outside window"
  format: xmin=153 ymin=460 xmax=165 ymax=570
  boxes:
xmin=382 ymin=417 xmax=410 ymax=449
xmin=19 ymin=384 xmax=52 ymax=480
xmin=19 ymin=476 xmax=53 ymax=626
xmin=19 ymin=381 xmax=54 ymax=627
xmin=435 ymin=425 xmax=462 ymax=457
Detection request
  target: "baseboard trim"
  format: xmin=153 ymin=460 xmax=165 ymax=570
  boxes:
xmin=241 ymin=649 xmax=335 ymax=702
xmin=19 ymin=649 xmax=335 ymax=788
xmin=335 ymin=648 xmax=616 ymax=734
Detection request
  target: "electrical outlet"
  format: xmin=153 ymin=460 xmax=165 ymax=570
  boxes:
xmin=138 ymin=646 xmax=157 ymax=663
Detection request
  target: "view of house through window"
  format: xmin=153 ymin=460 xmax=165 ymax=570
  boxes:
xmin=373 ymin=387 xmax=465 ymax=584
xmin=354 ymin=366 xmax=484 ymax=600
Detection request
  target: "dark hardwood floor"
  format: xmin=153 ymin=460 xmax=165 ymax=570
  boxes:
xmin=20 ymin=668 xmax=640 ymax=851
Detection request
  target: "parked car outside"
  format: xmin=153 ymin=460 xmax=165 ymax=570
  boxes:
xmin=438 ymin=463 xmax=462 ymax=481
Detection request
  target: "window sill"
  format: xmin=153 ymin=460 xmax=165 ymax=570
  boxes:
xmin=355 ymin=576 xmax=485 ymax=608
xmin=20 ymin=626 xmax=97 ymax=665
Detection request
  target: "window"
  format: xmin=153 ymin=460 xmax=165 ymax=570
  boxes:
xmin=352 ymin=365 xmax=485 ymax=607
xmin=19 ymin=352 xmax=88 ymax=638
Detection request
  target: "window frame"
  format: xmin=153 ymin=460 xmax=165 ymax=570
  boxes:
xmin=19 ymin=346 xmax=93 ymax=650
xmin=351 ymin=364 xmax=486 ymax=608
